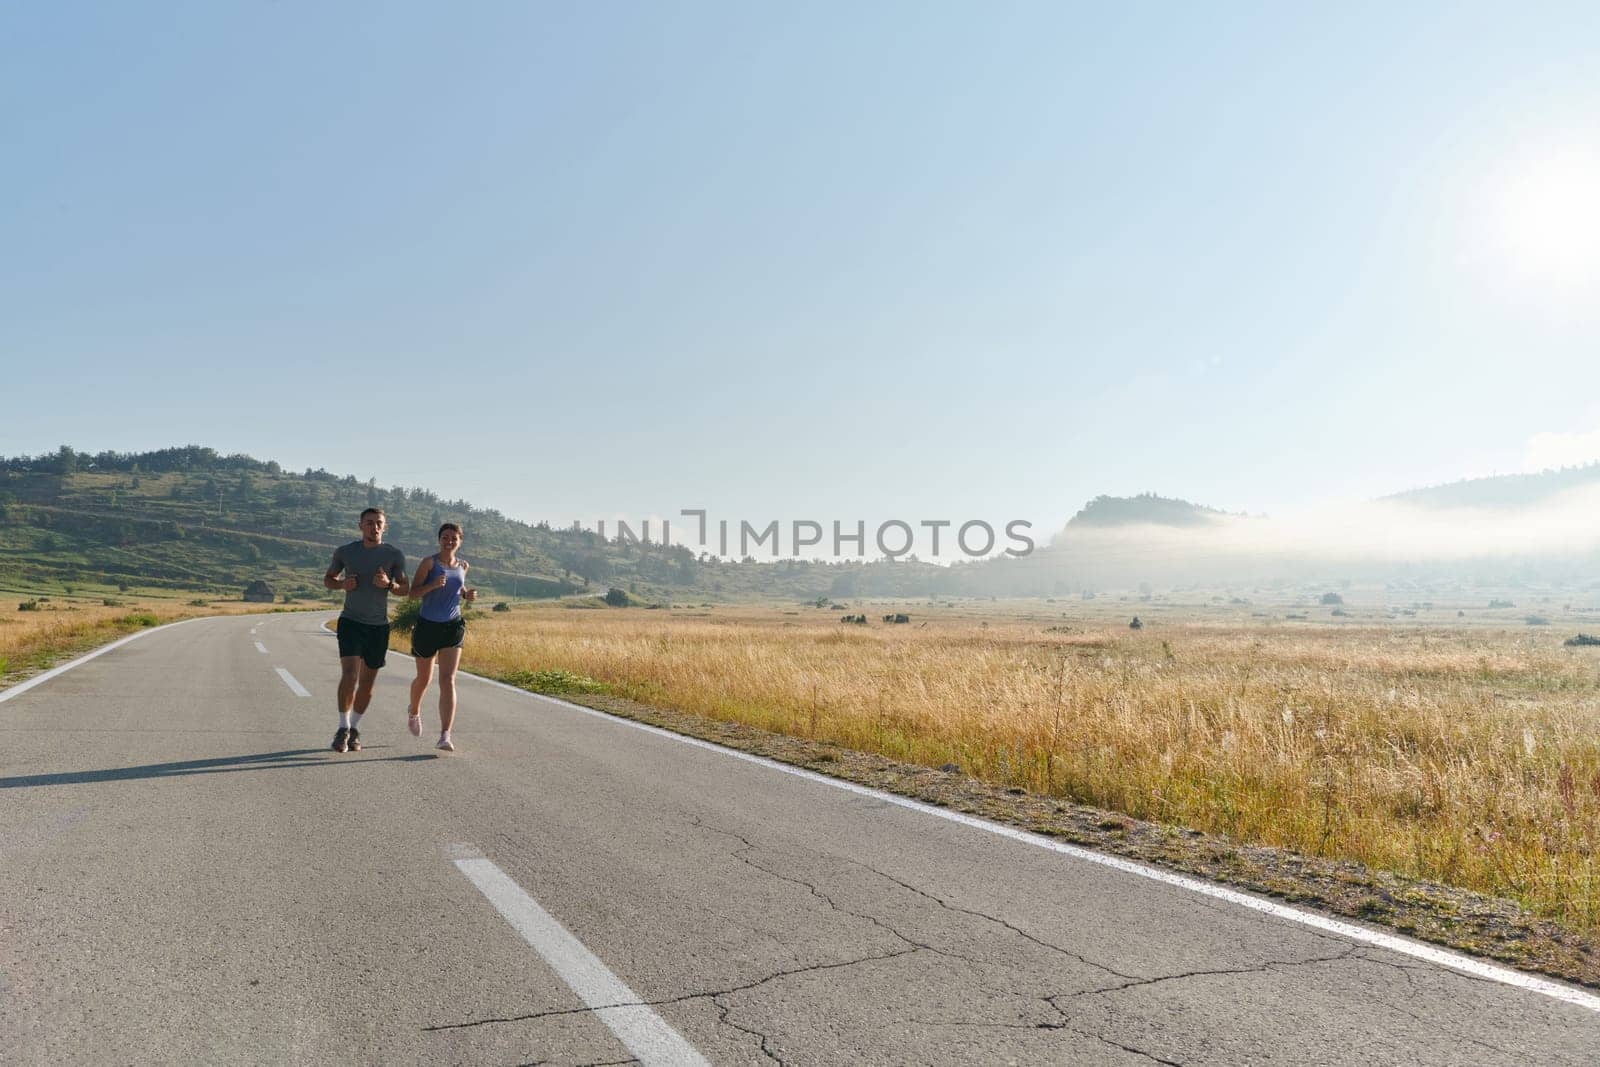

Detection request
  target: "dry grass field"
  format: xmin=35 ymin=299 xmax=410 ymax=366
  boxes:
xmin=462 ymin=597 xmax=1600 ymax=935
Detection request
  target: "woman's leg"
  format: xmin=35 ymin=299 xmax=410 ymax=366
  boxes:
xmin=409 ymin=654 xmax=435 ymax=716
xmin=436 ymin=646 xmax=463 ymax=735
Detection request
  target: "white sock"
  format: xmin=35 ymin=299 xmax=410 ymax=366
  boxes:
xmin=339 ymin=711 xmax=352 ymax=728
xmin=439 ymin=729 xmax=451 ymax=740
xmin=350 ymin=711 xmax=365 ymax=728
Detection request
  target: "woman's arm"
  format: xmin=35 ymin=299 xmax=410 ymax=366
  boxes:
xmin=407 ymin=555 xmax=447 ymax=599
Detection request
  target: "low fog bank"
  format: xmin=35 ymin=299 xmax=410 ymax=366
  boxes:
xmin=1001 ymin=484 xmax=1600 ymax=594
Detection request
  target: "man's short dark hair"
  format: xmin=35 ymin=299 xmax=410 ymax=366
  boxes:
xmin=438 ymin=522 xmax=462 ymax=537
xmin=360 ymin=507 xmax=385 ymax=521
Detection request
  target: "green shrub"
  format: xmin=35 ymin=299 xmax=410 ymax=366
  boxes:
xmin=119 ymin=612 xmax=158 ymax=628
xmin=501 ymin=668 xmax=608 ymax=695
xmin=492 ymin=602 xmax=511 ymax=612
xmin=390 ymin=597 xmax=421 ymax=635
xmin=188 ymin=598 xmax=208 ymax=607
xmin=102 ymin=598 xmax=122 ymax=607
xmin=18 ymin=600 xmax=40 ymax=612
xmin=603 ymin=587 xmax=632 ymax=607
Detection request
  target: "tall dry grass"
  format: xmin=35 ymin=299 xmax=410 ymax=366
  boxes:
xmin=466 ymin=604 xmax=1600 ymax=934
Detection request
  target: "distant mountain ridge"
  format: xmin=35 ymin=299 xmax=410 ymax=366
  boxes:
xmin=1382 ymin=463 xmax=1600 ymax=511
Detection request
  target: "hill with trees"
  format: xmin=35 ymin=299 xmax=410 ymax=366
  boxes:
xmin=1383 ymin=463 xmax=1600 ymax=511
xmin=0 ymin=445 xmax=844 ymax=603
xmin=1061 ymin=493 xmax=1231 ymax=530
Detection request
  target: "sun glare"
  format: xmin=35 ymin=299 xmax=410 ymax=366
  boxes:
xmin=1491 ymin=147 xmax=1600 ymax=287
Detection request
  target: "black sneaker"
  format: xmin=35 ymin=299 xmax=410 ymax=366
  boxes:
xmin=347 ymin=727 xmax=362 ymax=752
xmin=331 ymin=726 xmax=350 ymax=753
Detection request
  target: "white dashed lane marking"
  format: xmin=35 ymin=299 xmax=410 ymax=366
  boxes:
xmin=451 ymin=847 xmax=710 ymax=1066
xmin=273 ymin=667 xmax=311 ymax=699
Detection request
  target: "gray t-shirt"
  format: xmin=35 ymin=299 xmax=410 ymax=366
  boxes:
xmin=329 ymin=540 xmax=407 ymax=625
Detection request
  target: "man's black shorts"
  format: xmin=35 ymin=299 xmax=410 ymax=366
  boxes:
xmin=337 ymin=617 xmax=390 ymax=670
xmin=412 ymin=617 xmax=466 ymax=659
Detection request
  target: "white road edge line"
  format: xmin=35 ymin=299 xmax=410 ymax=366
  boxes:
xmin=274 ymin=667 xmax=311 ymax=699
xmin=462 ymin=670 xmax=1600 ymax=1016
xmin=452 ymin=849 xmax=710 ymax=1067
xmin=254 ymin=641 xmax=268 ymax=654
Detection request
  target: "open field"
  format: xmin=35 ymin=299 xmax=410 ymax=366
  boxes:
xmin=0 ymin=594 xmax=310 ymax=688
xmin=458 ymin=595 xmax=1600 ymax=937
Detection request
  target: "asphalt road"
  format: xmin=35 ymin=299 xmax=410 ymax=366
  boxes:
xmin=1 ymin=611 xmax=1596 ymax=1065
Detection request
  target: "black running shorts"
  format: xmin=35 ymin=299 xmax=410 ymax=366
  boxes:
xmin=411 ymin=617 xmax=466 ymax=659
xmin=336 ymin=617 xmax=391 ymax=670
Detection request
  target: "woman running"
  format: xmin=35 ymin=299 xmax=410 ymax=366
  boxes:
xmin=406 ymin=522 xmax=476 ymax=750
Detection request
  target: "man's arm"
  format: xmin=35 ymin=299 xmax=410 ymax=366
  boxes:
xmin=372 ymin=553 xmax=410 ymax=595
xmin=324 ymin=551 xmax=356 ymax=591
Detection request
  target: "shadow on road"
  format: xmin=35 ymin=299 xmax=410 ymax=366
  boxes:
xmin=0 ymin=749 xmax=437 ymax=789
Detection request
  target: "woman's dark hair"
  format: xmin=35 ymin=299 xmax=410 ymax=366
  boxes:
xmin=438 ymin=522 xmax=462 ymax=538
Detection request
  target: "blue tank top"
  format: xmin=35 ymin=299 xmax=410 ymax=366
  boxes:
xmin=419 ymin=556 xmax=466 ymax=622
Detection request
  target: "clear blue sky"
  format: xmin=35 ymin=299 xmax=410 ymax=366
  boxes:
xmin=5 ymin=2 xmax=1599 ymax=542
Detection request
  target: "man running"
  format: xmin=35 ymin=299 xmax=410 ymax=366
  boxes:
xmin=323 ymin=507 xmax=409 ymax=753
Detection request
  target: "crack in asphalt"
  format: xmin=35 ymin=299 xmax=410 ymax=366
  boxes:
xmin=1349 ymin=946 xmax=1504 ymax=989
xmin=692 ymin=816 xmax=1145 ymax=984
xmin=1343 ymin=952 xmax=1521 ymax=1060
xmin=1049 ymin=942 xmax=1360 ymax=1003
xmin=688 ymin=818 xmax=985 ymax=968
xmin=1072 ymin=1028 xmax=1186 ymax=1066
xmin=422 ymin=944 xmax=921 ymax=1034
xmin=906 ymin=1013 xmax=1185 ymax=1065
xmin=846 ymin=856 xmax=1143 ymax=981
xmin=712 ymin=993 xmax=786 ymax=1065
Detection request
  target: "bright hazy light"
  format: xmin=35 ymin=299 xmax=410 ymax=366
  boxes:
xmin=1491 ymin=147 xmax=1600 ymax=287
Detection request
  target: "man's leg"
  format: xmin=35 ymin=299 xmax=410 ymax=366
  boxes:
xmin=337 ymin=657 xmax=361 ymax=713
xmin=332 ymin=656 xmax=361 ymax=752
xmin=348 ymin=662 xmax=381 ymax=751
xmin=353 ymin=663 xmax=381 ymax=714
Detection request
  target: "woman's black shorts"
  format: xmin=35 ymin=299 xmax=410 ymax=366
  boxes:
xmin=412 ymin=617 xmax=466 ymax=659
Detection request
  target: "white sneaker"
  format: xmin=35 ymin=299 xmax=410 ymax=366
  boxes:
xmin=437 ymin=735 xmax=454 ymax=752
xmin=407 ymin=714 xmax=422 ymax=737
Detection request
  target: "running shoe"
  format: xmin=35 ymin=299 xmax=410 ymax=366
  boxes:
xmin=437 ymin=735 xmax=454 ymax=752
xmin=347 ymin=727 xmax=362 ymax=752
xmin=407 ymin=714 xmax=422 ymax=738
xmin=331 ymin=726 xmax=350 ymax=753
